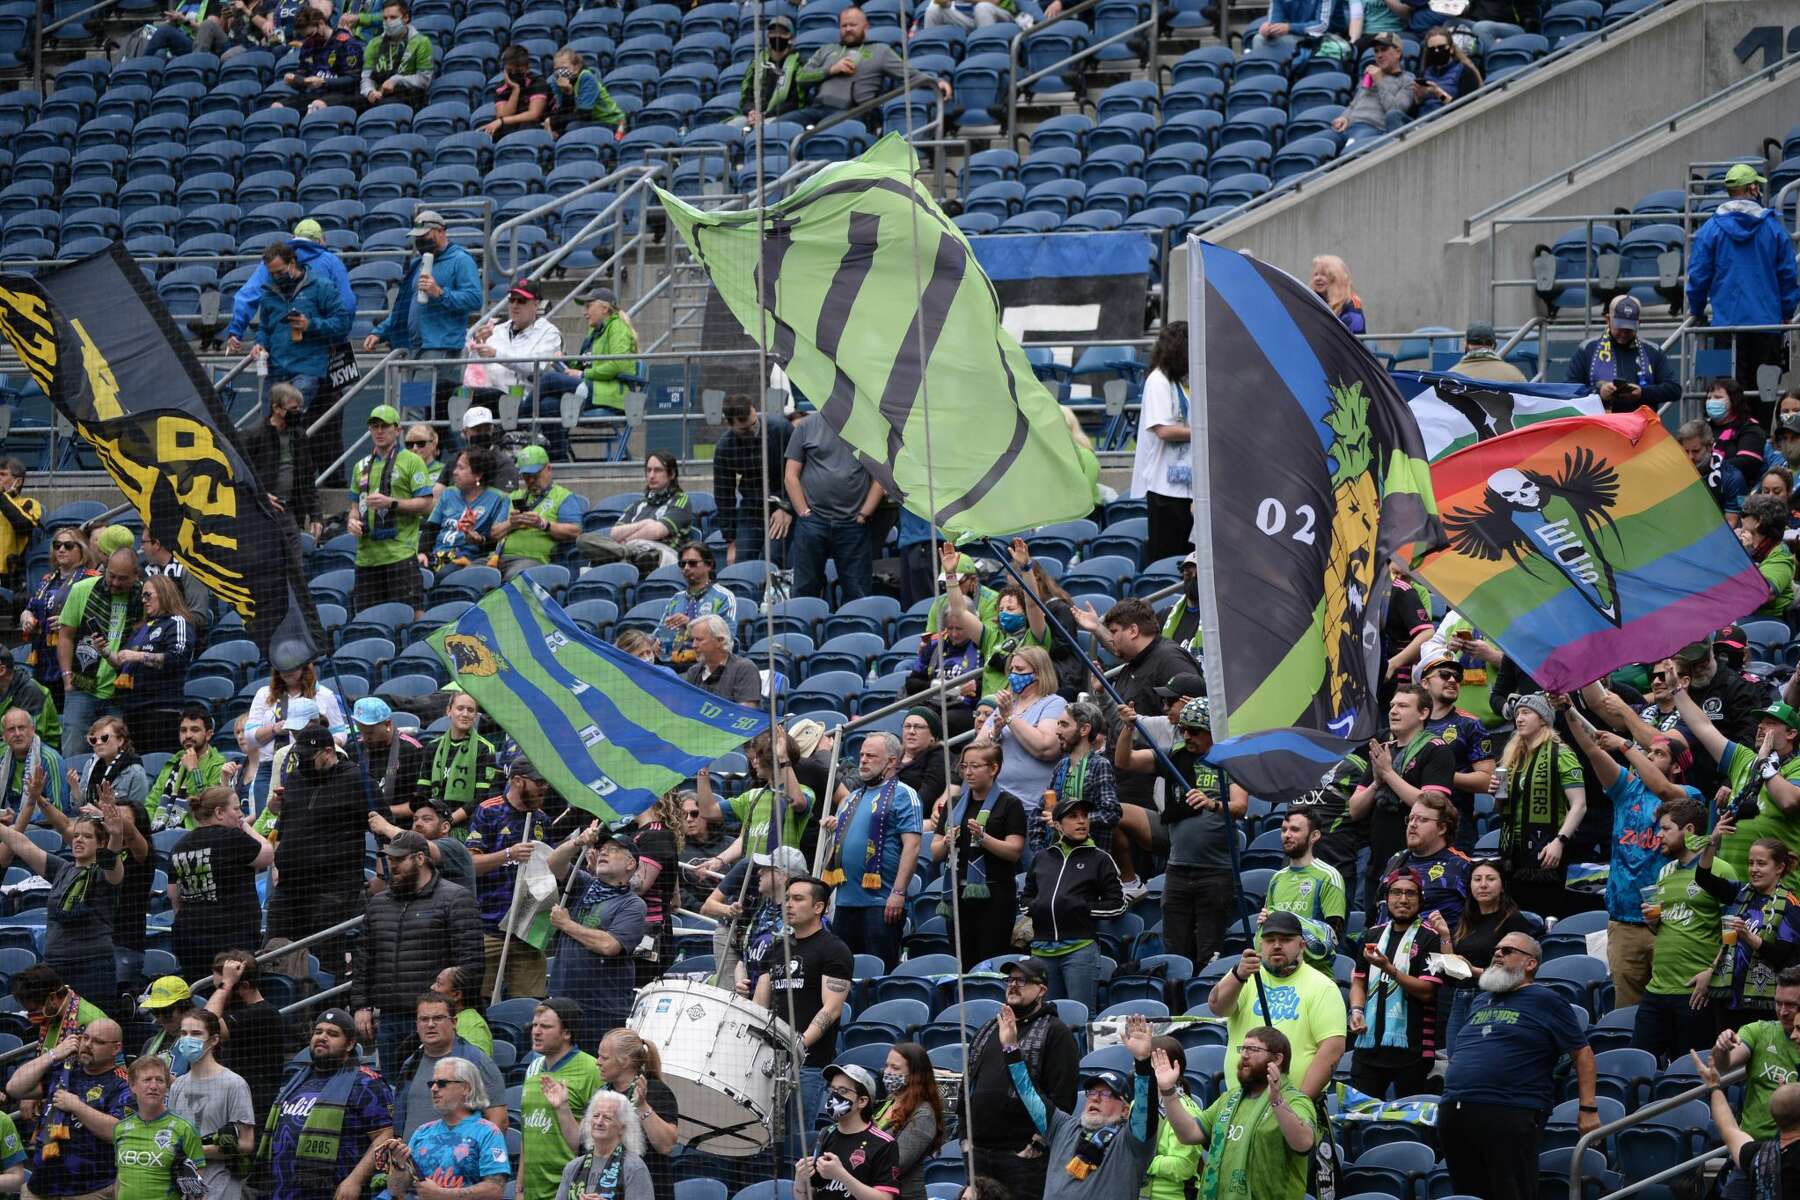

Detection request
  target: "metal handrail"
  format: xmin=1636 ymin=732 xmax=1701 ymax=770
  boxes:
xmin=784 ymin=82 xmax=946 ymax=165
xmin=182 ymin=913 xmax=370 ymax=993
xmin=1570 ymin=1065 xmax=1743 ymax=1200
xmin=1183 ymin=0 xmax=1684 ymax=241
xmin=34 ymin=0 xmax=118 ymax=91
xmin=1007 ymin=0 xmax=1161 ymax=146
xmin=1464 ymin=45 xmax=1800 ymax=234
xmin=481 ymin=163 xmax=662 ymax=301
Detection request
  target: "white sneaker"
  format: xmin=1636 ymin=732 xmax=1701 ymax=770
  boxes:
xmin=1121 ymin=879 xmax=1148 ymax=905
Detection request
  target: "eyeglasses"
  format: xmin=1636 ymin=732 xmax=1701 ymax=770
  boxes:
xmin=1493 ymin=946 xmax=1533 ymax=959
xmin=679 ymin=559 xmax=705 ymax=567
xmin=827 ymin=1088 xmax=859 ymax=1101
xmin=683 ymin=809 xmax=702 ymax=819
xmin=87 ymin=733 xmax=115 ymax=745
xmin=1405 ymin=815 xmax=1441 ymax=826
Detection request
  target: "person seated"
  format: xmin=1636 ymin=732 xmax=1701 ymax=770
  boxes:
xmin=360 ymin=0 xmax=434 ymax=110
xmin=1330 ymin=33 xmax=1416 ymax=146
xmin=919 ymin=0 xmax=1062 ymax=33
xmin=535 ymin=289 xmax=638 ymax=462
xmin=482 ymin=44 xmax=550 ymax=140
xmin=146 ymin=0 xmax=263 ymax=58
xmin=545 ymin=46 xmax=625 ymax=136
xmin=1414 ymin=28 xmax=1480 ymax=115
xmin=276 ymin=4 xmax=363 ymax=111
xmin=793 ymin=7 xmax=950 ymax=125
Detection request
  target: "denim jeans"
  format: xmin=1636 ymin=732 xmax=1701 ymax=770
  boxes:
xmin=831 ymin=903 xmax=901 ymax=970
xmin=534 ymin=372 xmax=586 ymax=461
xmin=274 ymin=372 xmax=321 ymax=412
xmin=1632 ymin=989 xmax=1714 ymax=1063
xmin=790 ymin=513 xmax=873 ymax=601
xmin=61 ymin=689 xmax=121 ymax=757
xmin=1036 ymin=943 xmax=1100 ymax=1015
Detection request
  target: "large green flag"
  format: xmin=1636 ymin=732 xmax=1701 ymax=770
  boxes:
xmin=659 ymin=134 xmax=1093 ymax=538
xmin=427 ymin=579 xmax=768 ymax=821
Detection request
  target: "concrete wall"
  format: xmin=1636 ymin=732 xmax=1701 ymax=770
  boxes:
xmin=1166 ymin=0 xmax=1800 ymax=334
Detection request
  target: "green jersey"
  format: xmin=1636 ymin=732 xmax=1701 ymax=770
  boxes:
xmin=114 ymin=1110 xmax=205 ymax=1200
xmin=351 ymin=447 xmax=433 ymax=566
xmin=456 ymin=1007 xmax=495 ymax=1055
xmin=727 ymin=785 xmax=814 ymax=857
xmin=520 ymin=1049 xmax=599 ymax=1200
xmin=0 ymin=1110 xmax=24 ymax=1173
xmin=1264 ymin=861 xmax=1346 ymax=964
xmin=927 ymin=586 xmax=999 ymax=636
xmin=58 ymin=575 xmax=130 ymax=699
xmin=1717 ymin=740 xmax=1800 ymax=888
xmin=1195 ymin=1085 xmax=1316 ymax=1200
xmin=1647 ymin=856 xmax=1738 ymax=996
xmin=1737 ymin=1019 xmax=1800 ymax=1139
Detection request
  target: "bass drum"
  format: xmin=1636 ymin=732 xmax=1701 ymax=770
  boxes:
xmin=629 ymin=979 xmax=796 ymax=1156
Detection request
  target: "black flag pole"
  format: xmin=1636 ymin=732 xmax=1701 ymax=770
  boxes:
xmin=982 ymin=539 xmax=1272 ymax=1022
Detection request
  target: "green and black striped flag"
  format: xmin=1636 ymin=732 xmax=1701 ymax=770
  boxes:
xmin=658 ymin=134 xmax=1093 ymax=538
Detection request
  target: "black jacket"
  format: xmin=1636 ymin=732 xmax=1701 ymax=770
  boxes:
xmin=242 ymin=413 xmax=320 ymax=525
xmin=966 ymin=1002 xmax=1080 ymax=1152
xmin=350 ymin=869 xmax=483 ymax=1011
xmin=1108 ymin=634 xmax=1201 ymax=805
xmin=273 ymin=755 xmax=367 ymax=892
xmin=1021 ymin=838 xmax=1126 ymax=947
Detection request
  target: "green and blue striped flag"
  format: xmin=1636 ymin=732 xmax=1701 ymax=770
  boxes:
xmin=427 ymin=579 xmax=769 ymax=819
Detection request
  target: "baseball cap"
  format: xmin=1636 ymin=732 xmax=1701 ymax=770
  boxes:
xmin=1370 ymin=31 xmax=1402 ymax=48
xmin=352 ymin=696 xmax=392 ymax=726
xmin=1778 ymin=413 xmax=1800 ymax=438
xmin=368 ymin=404 xmax=401 ymax=426
xmin=282 ymin=697 xmax=323 ymax=731
xmin=1724 ymin=163 xmax=1768 ymax=188
xmin=293 ymin=723 xmax=337 ymax=753
xmin=1465 ymin=321 xmax=1497 ymax=345
xmin=597 ymin=829 xmax=641 ymax=861
xmin=409 ymin=209 xmax=446 ymax=237
xmin=462 ymin=406 xmax=496 ymax=430
xmin=943 ymin=553 xmax=979 ymax=579
xmin=584 ymin=286 xmax=618 ymax=306
xmin=1673 ymin=640 xmax=1713 ymax=664
xmin=315 ymin=1008 xmax=359 ymax=1036
xmin=138 ymin=976 xmax=191 ymax=1011
xmin=752 ymin=845 xmax=809 ymax=874
xmin=510 ymin=757 xmax=545 ymax=783
xmin=1181 ymin=551 xmax=1197 ymax=569
xmin=1261 ymin=910 xmax=1304 ymax=937
xmin=824 ymin=1063 xmax=876 ymax=1101
xmin=293 ymin=218 xmax=325 ymax=241
xmin=1755 ymin=703 xmax=1800 ymax=732
xmin=1609 ymin=295 xmax=1642 ymax=329
xmin=382 ymin=831 xmax=432 ymax=858
xmin=1155 ymin=673 xmax=1207 ymax=701
xmin=1053 ymin=796 xmax=1094 ymax=821
xmin=417 ymin=794 xmax=455 ymax=819
xmin=507 ymin=278 xmax=542 ymax=302
xmin=516 ymin=444 xmax=550 ymax=475
xmin=767 ymin=14 xmax=792 ymax=32
xmin=1002 ymin=958 xmax=1050 ymax=984
xmin=1177 ymin=696 xmax=1211 ymax=730
xmin=1714 ymin=624 xmax=1749 ymax=652
xmin=787 ymin=718 xmax=826 ymax=758
xmin=1081 ymin=1067 xmax=1130 ymax=1099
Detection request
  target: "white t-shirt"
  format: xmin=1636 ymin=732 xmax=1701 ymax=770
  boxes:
xmin=1129 ymin=369 xmax=1192 ymax=499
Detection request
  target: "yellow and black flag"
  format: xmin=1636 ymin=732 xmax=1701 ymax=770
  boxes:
xmin=0 ymin=243 xmax=321 ymax=669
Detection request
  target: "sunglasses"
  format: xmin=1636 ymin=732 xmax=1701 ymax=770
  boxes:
xmin=87 ymin=733 xmax=115 ymax=745
xmin=680 ymin=559 xmax=705 ymax=567
xmin=406 ymin=439 xmax=431 ymax=449
xmin=1430 ymin=669 xmax=1461 ymax=681
xmin=53 ymin=541 xmax=77 ymax=550
xmin=426 ymin=1079 xmax=463 ymax=1090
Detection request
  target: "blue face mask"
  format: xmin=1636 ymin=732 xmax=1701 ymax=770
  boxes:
xmin=1706 ymin=399 xmax=1730 ymax=421
xmin=174 ymin=1035 xmax=206 ymax=1060
xmin=997 ymin=611 xmax=1026 ymax=634
xmin=1007 ymin=671 xmax=1036 ymax=693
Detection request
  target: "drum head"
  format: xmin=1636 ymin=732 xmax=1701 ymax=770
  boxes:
xmin=660 ymin=1071 xmax=774 ymax=1156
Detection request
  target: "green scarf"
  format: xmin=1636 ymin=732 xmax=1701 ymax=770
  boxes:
xmin=939 ymin=784 xmax=1002 ymax=910
xmin=427 ymin=731 xmax=491 ymax=809
xmin=1502 ymin=740 xmax=1567 ymax=882
xmin=1196 ymin=1086 xmax=1254 ymax=1200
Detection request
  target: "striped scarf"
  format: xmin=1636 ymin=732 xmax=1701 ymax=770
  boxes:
xmin=824 ymin=777 xmax=899 ymax=889
xmin=0 ymin=735 xmax=43 ymax=810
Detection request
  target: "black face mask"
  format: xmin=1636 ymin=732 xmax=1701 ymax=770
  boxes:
xmin=271 ymin=271 xmax=299 ymax=296
xmin=1426 ymin=45 xmax=1450 ymax=63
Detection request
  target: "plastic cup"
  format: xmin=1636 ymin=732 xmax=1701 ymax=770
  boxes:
xmin=1723 ymin=926 xmax=1740 ymax=946
xmin=1640 ymin=884 xmax=1662 ymax=920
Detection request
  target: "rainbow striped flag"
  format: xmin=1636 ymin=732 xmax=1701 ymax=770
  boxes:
xmin=1415 ymin=407 xmax=1770 ymax=691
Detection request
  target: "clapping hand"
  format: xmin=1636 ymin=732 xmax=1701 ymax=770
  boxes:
xmin=996 ymin=1000 xmax=1018 ymax=1046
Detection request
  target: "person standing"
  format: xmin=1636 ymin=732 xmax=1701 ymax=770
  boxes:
xmin=1350 ymin=687 xmax=1457 ymax=919
xmin=1710 ymin=968 xmax=1800 ymax=1200
xmin=351 ymin=829 xmax=484 ymax=1075
xmin=56 ymin=548 xmax=141 ymax=755
xmin=545 ymin=826 xmax=648 ymax=1043
xmin=1428 ymin=861 xmax=1533 ymax=1055
xmin=347 ymin=404 xmax=435 ymax=618
xmin=1636 ymin=795 xmax=1735 ymax=1061
xmin=168 ymin=787 xmax=272 ymax=983
xmin=1697 ymin=817 xmax=1800 ymax=1032
xmin=1566 ymin=295 xmax=1681 ymax=412
xmin=1438 ymin=933 xmax=1599 ymax=1200
xmin=783 ymin=410 xmax=882 ymax=601
xmin=1205 ymin=912 xmax=1347 ymax=1103
xmin=1130 ymin=321 xmax=1192 ymax=566
xmin=262 ymin=1009 xmax=395 ymax=1200
xmin=2 ymin=1019 xmax=132 ymax=1199
xmin=467 ymin=760 xmax=553 ymax=999
xmin=754 ymin=877 xmax=855 ymax=1132
xmin=0 ymin=704 xmax=68 ymax=820
xmin=1262 ymin=809 xmax=1348 ymax=965
xmin=383 ymin=1056 xmax=510 ymax=1200
xmin=1348 ymin=867 xmax=1444 ymax=1098
xmin=965 ymin=959 xmax=1080 ymax=1200
xmin=111 ymin=1056 xmax=208 ymax=1200
xmin=553 ymin=1092 xmax=652 ymax=1200
xmin=0 ymin=457 xmax=40 ymax=602
xmin=1154 ymin=1026 xmax=1317 ymax=1200
xmin=168 ymin=1008 xmax=256 ymax=1200
xmin=364 ymin=210 xmax=484 ymax=426
xmin=204 ymin=952 xmax=289 ymax=1124
xmin=1032 ymin=702 xmax=1119 ymax=854
xmin=265 ymin=720 xmax=368 ymax=981
xmin=822 ymin=732 xmax=922 ymax=970
xmin=0 ymin=809 xmax=125 ymax=1008
xmin=795 ymin=1063 xmax=901 ymax=1200
xmin=591 ymin=1029 xmax=680 ymax=1200
xmin=872 ymin=1043 xmax=944 ymax=1200
xmin=1565 ymin=708 xmax=1690 ymax=1011
xmin=1418 ymin=655 xmax=1496 ymax=851
xmin=1020 ymin=797 xmax=1124 ymax=1014
xmin=1688 ymin=163 xmax=1800 ymax=396
xmin=519 ymin=998 xmax=600 ymax=1200
xmin=1492 ymin=694 xmax=1587 ymax=918
xmin=389 ymin=992 xmax=507 ymax=1139
xmin=255 ymin=240 xmax=352 ymax=417
xmin=996 ymin=1011 xmax=1158 ymax=1200
xmin=925 ymin=741 xmax=1027 ymax=970
xmin=145 ymin=706 xmax=228 ymax=831
xmin=21 ymin=526 xmax=94 ymax=707
xmin=713 ymin=394 xmax=791 ymax=565
xmin=417 ymin=692 xmax=499 ymax=834
xmin=350 ymin=696 xmax=427 ymax=822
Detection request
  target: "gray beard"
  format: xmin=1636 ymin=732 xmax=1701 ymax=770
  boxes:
xmin=1479 ymin=964 xmax=1526 ymax=993
xmin=1078 ymin=1110 xmax=1117 ymax=1132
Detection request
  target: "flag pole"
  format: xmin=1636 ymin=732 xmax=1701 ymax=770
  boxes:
xmin=982 ymin=539 xmax=1271 ymax=1019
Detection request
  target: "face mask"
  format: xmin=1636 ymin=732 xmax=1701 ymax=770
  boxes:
xmin=1007 ymin=671 xmax=1035 ymax=693
xmin=997 ymin=611 xmax=1026 ymax=634
xmin=1427 ymin=45 xmax=1449 ymax=62
xmin=174 ymin=1035 xmax=206 ymax=1059
xmin=881 ymin=1070 xmax=906 ymax=1094
xmin=383 ymin=17 xmax=404 ymax=34
xmin=1706 ymin=399 xmax=1730 ymax=421
xmin=824 ymin=1093 xmax=854 ymax=1120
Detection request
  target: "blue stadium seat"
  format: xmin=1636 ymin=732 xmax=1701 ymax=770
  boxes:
xmin=1029 ymin=113 xmax=1093 ymax=154
xmin=1208 ymin=171 xmax=1273 ymax=208
xmin=961 ymin=147 xmax=1019 ymax=196
xmin=1170 ymin=45 xmax=1234 ymax=85
xmin=1024 ymin=178 xmax=1086 ymax=219
xmin=964 ymin=181 xmax=1025 ymax=222
xmin=1085 ymin=178 xmax=1147 ymax=217
xmin=1156 ymin=110 xmax=1223 ymax=152
xmin=1079 ymin=144 xmax=1148 ymax=188
xmin=1209 ymin=138 xmax=1272 ymax=177
xmin=1019 ymin=145 xmax=1081 ymax=189
xmin=1219 ymin=106 xmax=1287 ymax=148
xmin=1271 ymin=134 xmax=1338 ymax=183
xmin=1486 ymin=32 xmax=1549 ymax=73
